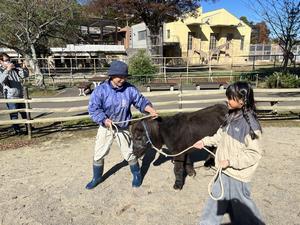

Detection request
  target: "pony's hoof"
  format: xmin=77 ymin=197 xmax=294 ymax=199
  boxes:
xmin=187 ymin=169 xmax=196 ymax=177
xmin=173 ymin=183 xmax=183 ymax=190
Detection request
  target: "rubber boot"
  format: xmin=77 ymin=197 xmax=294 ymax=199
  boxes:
xmin=130 ymin=162 xmax=142 ymax=188
xmin=85 ymin=164 xmax=104 ymax=190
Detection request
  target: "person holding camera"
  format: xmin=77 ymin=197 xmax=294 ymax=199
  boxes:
xmin=0 ymin=52 xmax=29 ymax=135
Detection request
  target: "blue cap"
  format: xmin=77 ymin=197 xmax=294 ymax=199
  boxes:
xmin=108 ymin=60 xmax=129 ymax=76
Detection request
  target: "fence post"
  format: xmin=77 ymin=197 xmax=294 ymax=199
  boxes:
xmin=163 ymin=57 xmax=167 ymax=82
xmin=208 ymin=58 xmax=212 ymax=81
xmin=179 ymin=74 xmax=183 ymax=110
xmin=252 ymin=55 xmax=256 ymax=71
xmin=70 ymin=59 xmax=74 ymax=86
xmin=75 ymin=54 xmax=78 ymax=70
xmin=24 ymin=87 xmax=32 ymax=140
xmin=186 ymin=57 xmax=189 ymax=77
xmin=94 ymin=58 xmax=96 ymax=74
xmin=47 ymin=58 xmax=51 ymax=78
xmin=256 ymin=74 xmax=259 ymax=87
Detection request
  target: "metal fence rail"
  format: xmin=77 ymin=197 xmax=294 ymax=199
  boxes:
xmin=11 ymin=54 xmax=300 ymax=77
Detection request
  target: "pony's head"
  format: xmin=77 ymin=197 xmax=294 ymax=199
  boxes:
xmin=130 ymin=118 xmax=162 ymax=158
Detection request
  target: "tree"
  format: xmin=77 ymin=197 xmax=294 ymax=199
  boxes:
xmin=251 ymin=22 xmax=270 ymax=44
xmin=85 ymin=0 xmax=215 ymax=56
xmin=239 ymin=16 xmax=252 ymax=27
xmin=128 ymin=49 xmax=157 ymax=76
xmin=240 ymin=17 xmax=270 ymax=44
xmin=250 ymin=0 xmax=300 ymax=73
xmin=0 ymin=0 xmax=81 ymax=87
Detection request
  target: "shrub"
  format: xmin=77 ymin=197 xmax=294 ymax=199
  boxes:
xmin=266 ymin=72 xmax=299 ymax=88
xmin=128 ymin=49 xmax=158 ymax=76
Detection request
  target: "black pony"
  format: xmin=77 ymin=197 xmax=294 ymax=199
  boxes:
xmin=131 ymin=104 xmax=228 ymax=190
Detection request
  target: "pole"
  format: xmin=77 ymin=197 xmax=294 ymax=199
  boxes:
xmin=187 ymin=57 xmax=189 ymax=83
xmin=209 ymin=56 xmax=212 ymax=82
xmin=70 ymin=58 xmax=74 ymax=86
xmin=186 ymin=57 xmax=189 ymax=77
xmin=252 ymin=55 xmax=255 ymax=71
xmin=75 ymin=53 xmax=78 ymax=71
xmin=255 ymin=74 xmax=259 ymax=87
xmin=164 ymin=57 xmax=166 ymax=82
xmin=179 ymin=74 xmax=183 ymax=110
xmin=24 ymin=87 xmax=32 ymax=140
xmin=47 ymin=58 xmax=51 ymax=78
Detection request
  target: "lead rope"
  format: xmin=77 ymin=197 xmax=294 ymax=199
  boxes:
xmin=141 ymin=120 xmax=224 ymax=200
xmin=108 ymin=115 xmax=153 ymax=136
xmin=207 ymin=166 xmax=224 ymax=201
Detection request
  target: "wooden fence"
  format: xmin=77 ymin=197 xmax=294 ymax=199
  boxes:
xmin=0 ymin=88 xmax=300 ymax=139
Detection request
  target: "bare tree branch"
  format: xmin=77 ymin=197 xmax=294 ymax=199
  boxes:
xmin=250 ymin=0 xmax=300 ymax=72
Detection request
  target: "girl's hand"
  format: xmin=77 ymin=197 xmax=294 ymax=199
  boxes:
xmin=193 ymin=140 xmax=204 ymax=149
xmin=219 ymin=160 xmax=230 ymax=169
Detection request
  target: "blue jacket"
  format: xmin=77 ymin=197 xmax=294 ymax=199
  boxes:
xmin=88 ymin=80 xmax=151 ymax=128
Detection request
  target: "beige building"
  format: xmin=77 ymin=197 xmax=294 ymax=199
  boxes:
xmin=164 ymin=8 xmax=251 ymax=64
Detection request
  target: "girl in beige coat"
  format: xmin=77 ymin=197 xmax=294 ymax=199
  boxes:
xmin=193 ymin=81 xmax=265 ymax=225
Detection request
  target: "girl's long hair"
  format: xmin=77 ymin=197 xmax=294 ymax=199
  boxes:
xmin=224 ymin=81 xmax=261 ymax=139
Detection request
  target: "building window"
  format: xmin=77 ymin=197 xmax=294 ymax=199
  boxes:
xmin=138 ymin=30 xmax=146 ymax=40
xmin=209 ymin=34 xmax=218 ymax=50
xmin=240 ymin=36 xmax=245 ymax=50
xmin=188 ymin=32 xmax=195 ymax=50
xmin=256 ymin=45 xmax=263 ymax=51
xmin=167 ymin=29 xmax=170 ymax=39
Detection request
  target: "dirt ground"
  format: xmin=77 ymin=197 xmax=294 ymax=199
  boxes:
xmin=0 ymin=125 xmax=300 ymax=225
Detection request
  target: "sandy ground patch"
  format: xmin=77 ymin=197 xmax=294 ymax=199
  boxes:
xmin=0 ymin=126 xmax=299 ymax=225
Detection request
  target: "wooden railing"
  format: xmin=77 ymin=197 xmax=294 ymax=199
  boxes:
xmin=1 ymin=88 xmax=300 ymax=139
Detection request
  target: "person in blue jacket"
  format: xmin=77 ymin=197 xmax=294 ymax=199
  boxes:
xmin=86 ymin=60 xmax=158 ymax=189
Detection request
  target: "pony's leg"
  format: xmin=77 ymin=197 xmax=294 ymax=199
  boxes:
xmin=204 ymin=155 xmax=215 ymax=168
xmin=204 ymin=147 xmax=216 ymax=168
xmin=173 ymin=155 xmax=185 ymax=190
xmin=185 ymin=154 xmax=196 ymax=177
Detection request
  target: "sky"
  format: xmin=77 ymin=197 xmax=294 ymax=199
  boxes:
xmin=201 ymin=0 xmax=262 ymax=22
xmin=78 ymin=0 xmax=262 ymax=23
